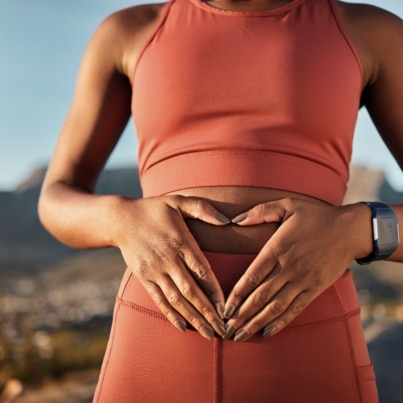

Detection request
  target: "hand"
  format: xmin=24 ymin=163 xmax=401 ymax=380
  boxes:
xmin=115 ymin=195 xmax=230 ymax=339
xmin=222 ymin=198 xmax=370 ymax=342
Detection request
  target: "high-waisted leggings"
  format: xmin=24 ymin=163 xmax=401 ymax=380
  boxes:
xmin=93 ymin=252 xmax=378 ymax=403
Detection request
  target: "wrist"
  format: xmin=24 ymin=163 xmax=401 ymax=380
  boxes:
xmin=355 ymin=202 xmax=400 ymax=264
xmin=106 ymin=195 xmax=139 ymax=248
xmin=342 ymin=203 xmax=373 ymax=262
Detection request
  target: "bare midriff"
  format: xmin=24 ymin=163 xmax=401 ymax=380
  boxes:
xmin=168 ymin=186 xmax=325 ymax=254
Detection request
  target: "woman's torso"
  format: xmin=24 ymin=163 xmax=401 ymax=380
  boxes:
xmin=169 ymin=186 xmax=321 ymax=254
xmin=118 ymin=0 xmax=376 ymax=254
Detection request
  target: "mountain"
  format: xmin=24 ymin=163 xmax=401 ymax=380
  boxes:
xmin=344 ymin=165 xmax=403 ymax=204
xmin=1 ymin=164 xmax=401 ymax=273
xmin=0 ymin=167 xmax=142 ymax=272
xmin=1 ymin=164 xmax=403 ymax=298
xmin=0 ymin=164 xmax=402 ymax=401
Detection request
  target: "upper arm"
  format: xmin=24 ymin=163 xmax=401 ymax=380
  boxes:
xmin=43 ymin=5 xmax=163 ymax=192
xmin=359 ymin=7 xmax=403 ymax=170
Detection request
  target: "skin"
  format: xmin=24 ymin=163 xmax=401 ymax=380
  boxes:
xmin=38 ymin=0 xmax=403 ymax=342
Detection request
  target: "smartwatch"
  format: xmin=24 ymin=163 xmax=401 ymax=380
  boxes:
xmin=356 ymin=201 xmax=400 ymax=265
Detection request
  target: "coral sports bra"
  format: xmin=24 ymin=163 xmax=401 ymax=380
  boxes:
xmin=131 ymin=0 xmax=363 ymax=205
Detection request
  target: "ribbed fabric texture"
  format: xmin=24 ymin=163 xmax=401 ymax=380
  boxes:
xmin=131 ymin=0 xmax=362 ymax=205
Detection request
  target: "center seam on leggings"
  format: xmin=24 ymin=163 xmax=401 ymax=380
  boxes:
xmin=213 ymin=338 xmax=222 ymax=403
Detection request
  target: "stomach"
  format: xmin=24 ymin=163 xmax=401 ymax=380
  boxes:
xmin=167 ymin=186 xmax=325 ymax=254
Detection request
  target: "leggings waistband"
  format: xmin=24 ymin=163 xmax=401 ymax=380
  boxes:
xmin=117 ymin=251 xmax=360 ymax=328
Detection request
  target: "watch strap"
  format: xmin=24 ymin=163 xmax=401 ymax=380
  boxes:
xmin=356 ymin=201 xmax=399 ymax=265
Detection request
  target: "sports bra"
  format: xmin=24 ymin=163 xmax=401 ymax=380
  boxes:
xmin=131 ymin=0 xmax=363 ymax=205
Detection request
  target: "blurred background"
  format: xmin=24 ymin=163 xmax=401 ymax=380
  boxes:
xmin=0 ymin=0 xmax=402 ymax=402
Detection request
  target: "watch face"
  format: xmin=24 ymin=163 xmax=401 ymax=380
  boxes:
xmin=375 ymin=216 xmax=399 ymax=252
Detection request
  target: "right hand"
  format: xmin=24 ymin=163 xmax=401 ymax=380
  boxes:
xmin=114 ymin=194 xmax=230 ymax=339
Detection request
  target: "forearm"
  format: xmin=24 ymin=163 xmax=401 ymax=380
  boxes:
xmin=38 ymin=181 xmax=128 ymax=249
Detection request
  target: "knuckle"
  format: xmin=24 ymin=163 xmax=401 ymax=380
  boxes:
xmin=200 ymin=305 xmax=214 ymax=319
xmin=230 ymin=290 xmax=245 ymax=306
xmin=168 ymin=194 xmax=182 ymax=205
xmin=194 ymin=198 xmax=205 ymax=212
xmin=313 ymin=275 xmax=325 ymax=290
xmin=186 ymin=197 xmax=206 ymax=219
xmin=181 ymin=283 xmax=196 ymax=300
xmin=132 ymin=264 xmax=147 ymax=279
xmin=167 ymin=291 xmax=181 ymax=306
xmin=268 ymin=300 xmax=286 ymax=316
xmin=133 ymin=258 xmax=162 ymax=279
xmin=254 ymin=203 xmax=268 ymax=216
xmin=192 ymin=265 xmax=209 ymax=282
xmin=252 ymin=290 xmax=269 ymax=307
xmin=167 ymin=236 xmax=185 ymax=252
xmin=150 ymin=291 xmax=165 ymax=307
xmin=165 ymin=311 xmax=179 ymax=323
xmin=278 ymin=197 xmax=294 ymax=216
xmin=283 ymin=197 xmax=294 ymax=208
xmin=290 ymin=301 xmax=305 ymax=316
xmin=244 ymin=272 xmax=261 ymax=289
xmin=189 ymin=315 xmax=201 ymax=328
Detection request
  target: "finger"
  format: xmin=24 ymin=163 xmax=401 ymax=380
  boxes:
xmin=223 ymin=267 xmax=285 ymax=340
xmin=223 ymin=252 xmax=278 ymax=319
xmin=143 ymin=281 xmax=188 ymax=333
xmin=145 ymin=275 xmax=223 ymax=339
xmin=233 ymin=288 xmax=313 ymax=342
xmin=231 ymin=199 xmax=291 ymax=226
xmin=233 ymin=285 xmax=296 ymax=342
xmin=223 ymin=270 xmax=286 ymax=339
xmin=169 ymin=260 xmax=226 ymax=336
xmin=173 ymin=196 xmax=231 ymax=225
xmin=261 ymin=291 xmax=315 ymax=337
xmin=179 ymin=236 xmax=226 ymax=317
xmin=137 ymin=207 xmax=226 ymax=318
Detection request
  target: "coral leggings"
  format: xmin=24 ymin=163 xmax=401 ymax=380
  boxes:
xmin=94 ymin=252 xmax=378 ymax=403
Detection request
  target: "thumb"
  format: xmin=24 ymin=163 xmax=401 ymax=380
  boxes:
xmin=174 ymin=196 xmax=231 ymax=226
xmin=232 ymin=200 xmax=288 ymax=226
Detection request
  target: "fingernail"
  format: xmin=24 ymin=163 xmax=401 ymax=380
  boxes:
xmin=263 ymin=325 xmax=276 ymax=338
xmin=232 ymin=213 xmax=248 ymax=224
xmin=212 ymin=320 xmax=226 ymax=336
xmin=234 ymin=329 xmax=250 ymax=343
xmin=174 ymin=320 xmax=187 ymax=333
xmin=214 ymin=211 xmax=231 ymax=224
xmin=223 ymin=324 xmax=236 ymax=340
xmin=216 ymin=303 xmax=225 ymax=319
xmin=200 ymin=326 xmax=214 ymax=340
xmin=223 ymin=305 xmax=236 ymax=319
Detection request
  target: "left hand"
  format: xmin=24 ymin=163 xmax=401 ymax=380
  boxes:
xmin=223 ymin=197 xmax=371 ymax=342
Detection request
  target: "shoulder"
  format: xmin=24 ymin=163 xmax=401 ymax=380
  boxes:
xmin=336 ymin=1 xmax=403 ymax=86
xmin=88 ymin=3 xmax=169 ymax=77
xmin=335 ymin=2 xmax=403 ymax=165
xmin=101 ymin=3 xmax=167 ymax=31
xmin=336 ymin=1 xmax=402 ymax=37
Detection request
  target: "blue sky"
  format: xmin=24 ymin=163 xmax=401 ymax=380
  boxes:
xmin=0 ymin=0 xmax=402 ymax=191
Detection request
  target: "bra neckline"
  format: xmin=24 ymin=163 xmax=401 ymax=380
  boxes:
xmin=190 ymin=0 xmax=303 ymax=16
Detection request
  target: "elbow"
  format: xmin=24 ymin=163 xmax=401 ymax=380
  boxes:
xmin=37 ymin=185 xmax=49 ymax=230
xmin=37 ymin=185 xmax=59 ymax=239
xmin=37 ymin=183 xmax=74 ymax=248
